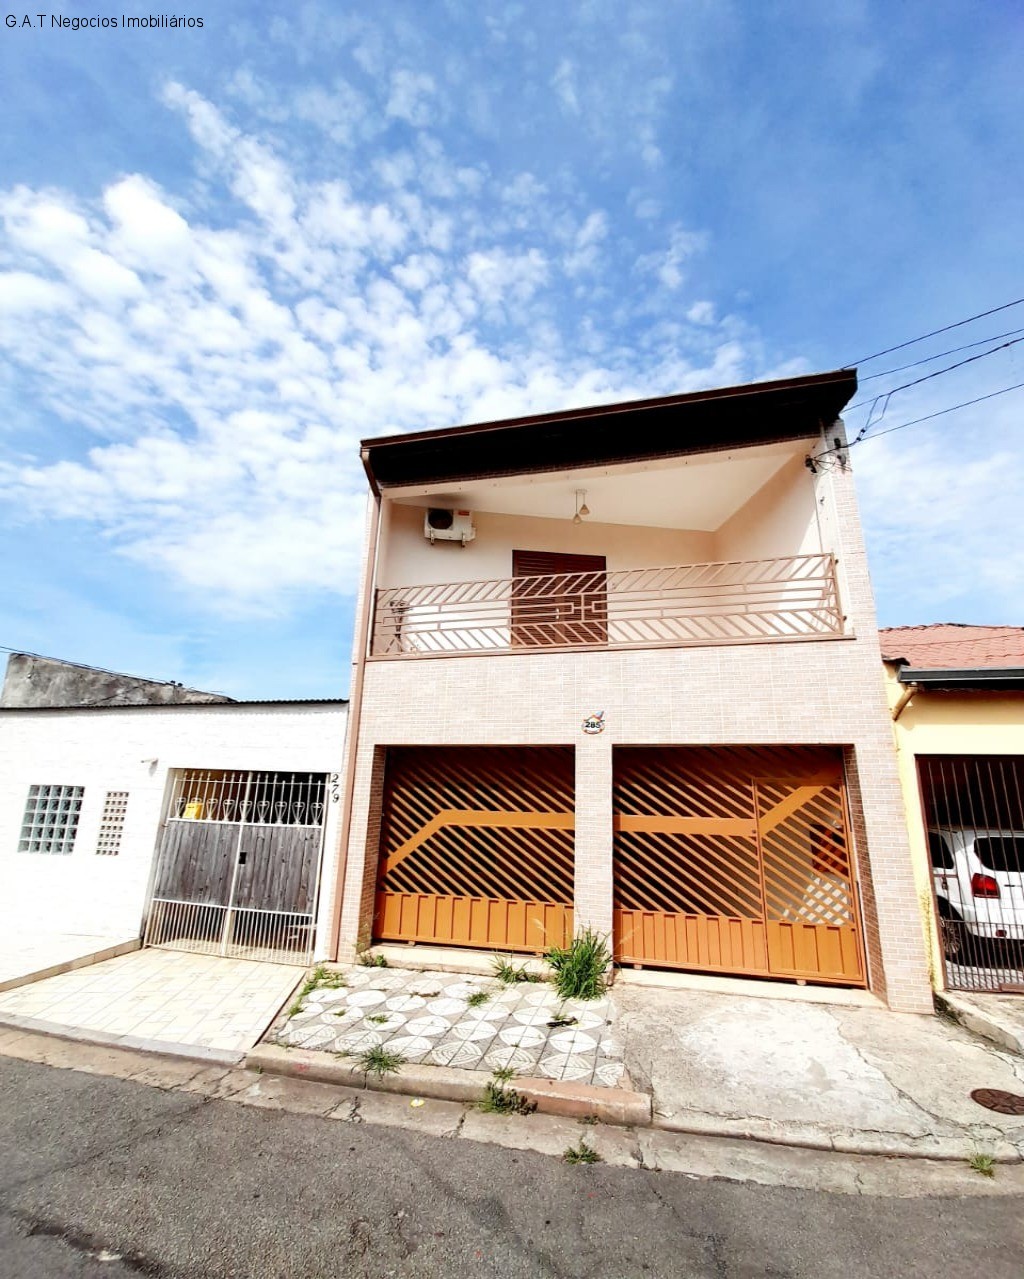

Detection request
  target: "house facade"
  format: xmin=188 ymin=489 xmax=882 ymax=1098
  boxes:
xmin=330 ymin=371 xmax=932 ymax=1013
xmin=882 ymin=624 xmax=1024 ymax=995
xmin=0 ymin=676 xmax=348 ymax=966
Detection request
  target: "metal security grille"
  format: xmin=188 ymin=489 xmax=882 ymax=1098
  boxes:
xmin=613 ymin=746 xmax=864 ymax=985
xmin=375 ymin=746 xmax=575 ymax=952
xmin=19 ymin=784 xmax=84 ymax=855
xmin=95 ymin=791 xmax=129 ymax=855
xmin=372 ymin=553 xmax=843 ymax=656
xmin=919 ymin=756 xmax=1024 ymax=994
xmin=144 ymin=770 xmax=329 ymax=965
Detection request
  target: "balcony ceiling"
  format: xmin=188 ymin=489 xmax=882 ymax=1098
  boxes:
xmin=390 ymin=440 xmax=801 ymax=531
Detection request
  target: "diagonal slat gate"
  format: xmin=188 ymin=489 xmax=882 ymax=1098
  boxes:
xmin=375 ymin=746 xmax=574 ymax=952
xmin=613 ymin=746 xmax=865 ymax=985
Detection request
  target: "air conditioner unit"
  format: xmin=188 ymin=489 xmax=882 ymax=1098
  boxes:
xmin=424 ymin=508 xmax=476 ymax=545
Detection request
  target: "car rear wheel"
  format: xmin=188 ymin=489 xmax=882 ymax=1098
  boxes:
xmin=941 ymin=916 xmax=966 ymax=961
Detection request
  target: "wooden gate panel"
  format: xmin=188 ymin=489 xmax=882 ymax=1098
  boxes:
xmin=152 ymin=821 xmax=237 ymax=904
xmin=232 ymin=825 xmax=319 ymax=914
xmin=756 ymin=779 xmax=863 ymax=983
xmin=375 ymin=746 xmax=575 ymax=951
xmin=614 ymin=746 xmax=866 ymax=986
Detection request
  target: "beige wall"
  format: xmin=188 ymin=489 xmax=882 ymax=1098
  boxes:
xmin=379 ymin=503 xmax=715 ymax=588
xmin=713 ymin=455 xmax=821 ymax=562
xmin=336 ymin=424 xmax=933 ymax=1013
xmin=884 ymin=666 xmax=1024 ymax=990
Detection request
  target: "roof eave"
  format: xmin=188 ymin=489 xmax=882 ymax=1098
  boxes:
xmin=897 ymin=666 xmax=1024 ymax=690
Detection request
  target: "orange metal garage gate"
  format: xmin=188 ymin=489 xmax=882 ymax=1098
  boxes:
xmin=373 ymin=746 xmax=574 ymax=952
xmin=613 ymin=746 xmax=866 ymax=985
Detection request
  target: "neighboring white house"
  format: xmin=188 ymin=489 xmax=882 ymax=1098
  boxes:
xmin=0 ymin=695 xmax=348 ymax=963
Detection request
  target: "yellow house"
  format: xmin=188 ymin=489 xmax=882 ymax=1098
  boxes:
xmin=882 ymin=624 xmax=1024 ymax=995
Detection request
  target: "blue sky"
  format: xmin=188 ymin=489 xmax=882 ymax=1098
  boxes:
xmin=1 ymin=2 xmax=1022 ymax=697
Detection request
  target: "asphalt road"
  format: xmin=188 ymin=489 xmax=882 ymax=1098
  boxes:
xmin=0 ymin=1056 xmax=1020 ymax=1279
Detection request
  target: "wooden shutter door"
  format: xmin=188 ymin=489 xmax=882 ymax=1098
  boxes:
xmin=511 ymin=550 xmax=608 ymax=646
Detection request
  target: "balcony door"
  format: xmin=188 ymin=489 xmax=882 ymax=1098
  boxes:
xmin=511 ymin=550 xmax=608 ymax=647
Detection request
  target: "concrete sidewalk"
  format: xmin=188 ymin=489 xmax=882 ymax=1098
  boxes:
xmin=0 ymin=930 xmax=139 ymax=993
xmin=0 ymin=949 xmax=302 ymax=1063
xmin=614 ymin=984 xmax=1024 ymax=1160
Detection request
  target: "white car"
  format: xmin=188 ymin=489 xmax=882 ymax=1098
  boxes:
xmin=930 ymin=827 xmax=1024 ymax=960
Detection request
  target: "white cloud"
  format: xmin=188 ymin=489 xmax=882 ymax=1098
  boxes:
xmin=637 ymin=224 xmax=709 ymax=290
xmin=386 ymin=70 xmax=438 ymax=126
xmin=552 ymin=59 xmax=581 ymax=116
xmin=0 ymin=83 xmax=750 ymax=616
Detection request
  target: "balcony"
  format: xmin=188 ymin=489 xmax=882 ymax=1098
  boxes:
xmin=370 ymin=553 xmax=844 ymax=658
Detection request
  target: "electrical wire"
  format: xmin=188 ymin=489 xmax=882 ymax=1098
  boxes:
xmin=856 ymin=325 xmax=1024 ymax=383
xmin=810 ymin=379 xmax=1024 ymax=463
xmin=842 ymin=335 xmax=1024 ymax=438
xmin=849 ymin=296 xmax=1024 ymax=365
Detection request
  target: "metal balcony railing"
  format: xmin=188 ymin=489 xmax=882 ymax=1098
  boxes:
xmin=370 ymin=553 xmax=845 ymax=657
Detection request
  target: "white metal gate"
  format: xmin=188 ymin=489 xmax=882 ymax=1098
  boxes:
xmin=144 ymin=769 xmax=329 ymax=965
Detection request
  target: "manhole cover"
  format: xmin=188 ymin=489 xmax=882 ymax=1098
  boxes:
xmin=970 ymin=1088 xmax=1024 ymax=1115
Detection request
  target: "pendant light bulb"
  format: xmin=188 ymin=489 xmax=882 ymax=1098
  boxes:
xmin=579 ymin=497 xmax=590 ymax=517
xmin=573 ymin=511 xmax=583 ymax=524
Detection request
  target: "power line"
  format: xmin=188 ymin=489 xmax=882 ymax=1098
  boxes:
xmin=844 ymin=335 xmax=1024 ymax=437
xmin=810 ymin=379 xmax=1024 ymax=463
xmin=857 ymin=325 xmax=1024 ymax=383
xmin=857 ymin=379 xmax=1024 ymax=444
xmin=849 ymin=296 xmax=1024 ymax=365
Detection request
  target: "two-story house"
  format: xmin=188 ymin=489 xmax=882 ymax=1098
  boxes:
xmin=328 ymin=370 xmax=933 ymax=1013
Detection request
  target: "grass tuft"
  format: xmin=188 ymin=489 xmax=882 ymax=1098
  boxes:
xmin=357 ymin=1045 xmax=405 ymax=1078
xmin=365 ymin=1013 xmax=390 ymax=1025
xmin=563 ymin=1138 xmax=602 ymax=1165
xmin=289 ymin=964 xmax=348 ymax=1018
xmin=491 ymin=1065 xmax=515 ymax=1083
xmin=545 ymin=928 xmax=611 ymax=1001
xmin=491 ymin=955 xmax=539 ymax=985
xmin=969 ymin=1152 xmax=996 ymax=1178
xmin=478 ymin=1078 xmax=536 ymax=1115
xmin=358 ymin=952 xmax=389 ymax=968
xmin=466 ymin=989 xmax=492 ymax=1008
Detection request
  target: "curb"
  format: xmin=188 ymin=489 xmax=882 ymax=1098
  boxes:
xmin=650 ymin=1112 xmax=1023 ymax=1163
xmin=0 ymin=937 xmax=141 ymax=995
xmin=936 ymin=991 xmax=1024 ymax=1058
xmin=245 ymin=1043 xmax=653 ymax=1127
xmin=0 ymin=1010 xmax=243 ymax=1068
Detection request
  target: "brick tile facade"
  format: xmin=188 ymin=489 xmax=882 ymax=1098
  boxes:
xmin=331 ymin=426 xmax=934 ymax=1013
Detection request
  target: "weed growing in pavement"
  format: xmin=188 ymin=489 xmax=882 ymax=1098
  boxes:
xmin=545 ymin=928 xmax=611 ymax=1001
xmin=578 ymin=1114 xmax=598 ymax=1126
xmin=491 ymin=1065 xmax=515 ymax=1083
xmin=365 ymin=1013 xmax=390 ymax=1025
xmin=491 ymin=955 xmax=540 ymax=984
xmin=358 ymin=952 xmax=389 ymax=968
xmin=969 ymin=1152 xmax=996 ymax=1178
xmin=563 ymin=1139 xmax=601 ymax=1165
xmin=478 ymin=1076 xmax=536 ymax=1116
xmin=466 ymin=989 xmax=492 ymax=1008
xmin=357 ymin=1045 xmax=405 ymax=1078
xmin=546 ymin=1012 xmax=578 ymax=1029
xmin=289 ymin=964 xmax=348 ymax=1018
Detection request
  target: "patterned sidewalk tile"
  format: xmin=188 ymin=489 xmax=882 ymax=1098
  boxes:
xmin=275 ymin=964 xmax=624 ymax=1087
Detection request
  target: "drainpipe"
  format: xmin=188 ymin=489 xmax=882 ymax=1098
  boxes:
xmin=327 ymin=486 xmax=383 ymax=959
xmin=891 ymin=682 xmax=919 ymax=722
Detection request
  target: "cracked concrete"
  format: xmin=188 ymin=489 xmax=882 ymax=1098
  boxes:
xmin=5 ymin=1023 xmax=1024 ymax=1198
xmin=613 ymin=985 xmax=1024 ymax=1159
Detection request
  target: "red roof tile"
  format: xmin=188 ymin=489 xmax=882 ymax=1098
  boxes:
xmin=880 ymin=624 xmax=1024 ymax=670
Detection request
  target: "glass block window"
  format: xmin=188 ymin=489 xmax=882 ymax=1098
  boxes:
xmin=19 ymin=784 xmax=84 ymax=855
xmin=96 ymin=791 xmax=129 ymax=855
